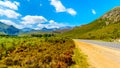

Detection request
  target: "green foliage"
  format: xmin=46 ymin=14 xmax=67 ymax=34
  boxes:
xmin=63 ymin=19 xmax=106 ymax=38
xmin=79 ymin=23 xmax=120 ymax=41
xmin=62 ymin=7 xmax=120 ymax=41
xmin=63 ymin=18 xmax=120 ymax=41
xmin=71 ymin=48 xmax=88 ymax=68
xmin=31 ymin=33 xmax=55 ymax=37
xmin=0 ymin=36 xmax=76 ymax=68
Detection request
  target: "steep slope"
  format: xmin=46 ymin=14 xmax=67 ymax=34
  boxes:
xmin=0 ymin=22 xmax=20 ymax=35
xmin=101 ymin=6 xmax=120 ymax=25
xmin=64 ymin=7 xmax=120 ymax=41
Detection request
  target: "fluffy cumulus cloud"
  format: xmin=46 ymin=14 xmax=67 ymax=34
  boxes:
xmin=0 ymin=0 xmax=21 ymax=19
xmin=50 ymin=0 xmax=66 ymax=12
xmin=37 ymin=20 xmax=65 ymax=29
xmin=0 ymin=9 xmax=21 ymax=19
xmin=49 ymin=20 xmax=56 ymax=24
xmin=0 ymin=0 xmax=68 ymax=30
xmin=50 ymin=0 xmax=77 ymax=16
xmin=0 ymin=19 xmax=22 ymax=29
xmin=0 ymin=0 xmax=22 ymax=29
xmin=92 ymin=9 xmax=96 ymax=15
xmin=20 ymin=15 xmax=66 ymax=30
xmin=0 ymin=0 xmax=20 ymax=10
xmin=67 ymin=8 xmax=77 ymax=16
xmin=21 ymin=15 xmax=48 ymax=25
xmin=48 ymin=20 xmax=65 ymax=28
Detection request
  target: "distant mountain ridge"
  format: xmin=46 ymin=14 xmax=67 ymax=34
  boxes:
xmin=0 ymin=22 xmax=19 ymax=35
xmin=0 ymin=21 xmax=72 ymax=35
xmin=21 ymin=26 xmax=72 ymax=34
xmin=64 ymin=6 xmax=120 ymax=41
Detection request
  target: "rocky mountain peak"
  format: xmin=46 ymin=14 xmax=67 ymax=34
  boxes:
xmin=101 ymin=6 xmax=120 ymax=25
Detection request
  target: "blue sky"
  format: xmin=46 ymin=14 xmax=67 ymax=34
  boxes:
xmin=0 ymin=0 xmax=120 ymax=29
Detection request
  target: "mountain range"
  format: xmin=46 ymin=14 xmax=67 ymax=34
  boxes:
xmin=0 ymin=22 xmax=72 ymax=35
xmin=1 ymin=6 xmax=120 ymax=39
xmin=0 ymin=22 xmax=19 ymax=35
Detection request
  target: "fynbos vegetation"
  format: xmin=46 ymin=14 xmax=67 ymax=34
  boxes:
xmin=0 ymin=36 xmax=76 ymax=68
xmin=63 ymin=7 xmax=120 ymax=41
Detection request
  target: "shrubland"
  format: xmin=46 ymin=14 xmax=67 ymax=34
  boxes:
xmin=0 ymin=34 xmax=88 ymax=68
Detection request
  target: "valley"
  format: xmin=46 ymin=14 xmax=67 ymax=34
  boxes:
xmin=0 ymin=0 xmax=120 ymax=67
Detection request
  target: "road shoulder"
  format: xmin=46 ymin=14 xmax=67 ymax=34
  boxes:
xmin=73 ymin=39 xmax=120 ymax=68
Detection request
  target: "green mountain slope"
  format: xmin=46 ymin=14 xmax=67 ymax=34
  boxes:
xmin=63 ymin=7 xmax=120 ymax=41
xmin=0 ymin=22 xmax=20 ymax=35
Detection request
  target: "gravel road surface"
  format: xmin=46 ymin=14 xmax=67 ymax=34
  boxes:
xmin=79 ymin=40 xmax=120 ymax=49
xmin=74 ymin=39 xmax=120 ymax=68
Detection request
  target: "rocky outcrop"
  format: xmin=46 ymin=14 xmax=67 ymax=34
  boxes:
xmin=101 ymin=6 xmax=120 ymax=25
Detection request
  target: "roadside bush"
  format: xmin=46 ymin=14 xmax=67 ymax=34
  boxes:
xmin=0 ymin=36 xmax=75 ymax=68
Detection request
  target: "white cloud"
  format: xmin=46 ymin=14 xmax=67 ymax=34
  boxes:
xmin=0 ymin=9 xmax=21 ymax=19
xmin=0 ymin=0 xmax=69 ymax=30
xmin=37 ymin=24 xmax=45 ymax=29
xmin=67 ymin=8 xmax=77 ymax=16
xmin=0 ymin=1 xmax=20 ymax=10
xmin=21 ymin=15 xmax=48 ymax=25
xmin=0 ymin=1 xmax=22 ymax=29
xmin=37 ymin=23 xmax=60 ymax=29
xmin=50 ymin=0 xmax=66 ymax=12
xmin=0 ymin=1 xmax=21 ymax=19
xmin=50 ymin=0 xmax=77 ymax=16
xmin=20 ymin=16 xmax=66 ymax=29
xmin=37 ymin=20 xmax=66 ymax=29
xmin=92 ymin=9 xmax=96 ymax=15
xmin=0 ymin=19 xmax=22 ymax=29
xmin=49 ymin=20 xmax=57 ymax=24
xmin=48 ymin=20 xmax=65 ymax=29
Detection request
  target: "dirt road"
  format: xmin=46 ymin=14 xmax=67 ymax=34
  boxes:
xmin=74 ymin=39 xmax=120 ymax=68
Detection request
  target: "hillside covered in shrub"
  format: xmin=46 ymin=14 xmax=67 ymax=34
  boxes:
xmin=63 ymin=7 xmax=120 ymax=41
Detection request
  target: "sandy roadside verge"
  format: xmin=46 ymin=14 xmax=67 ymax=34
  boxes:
xmin=74 ymin=40 xmax=120 ymax=68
